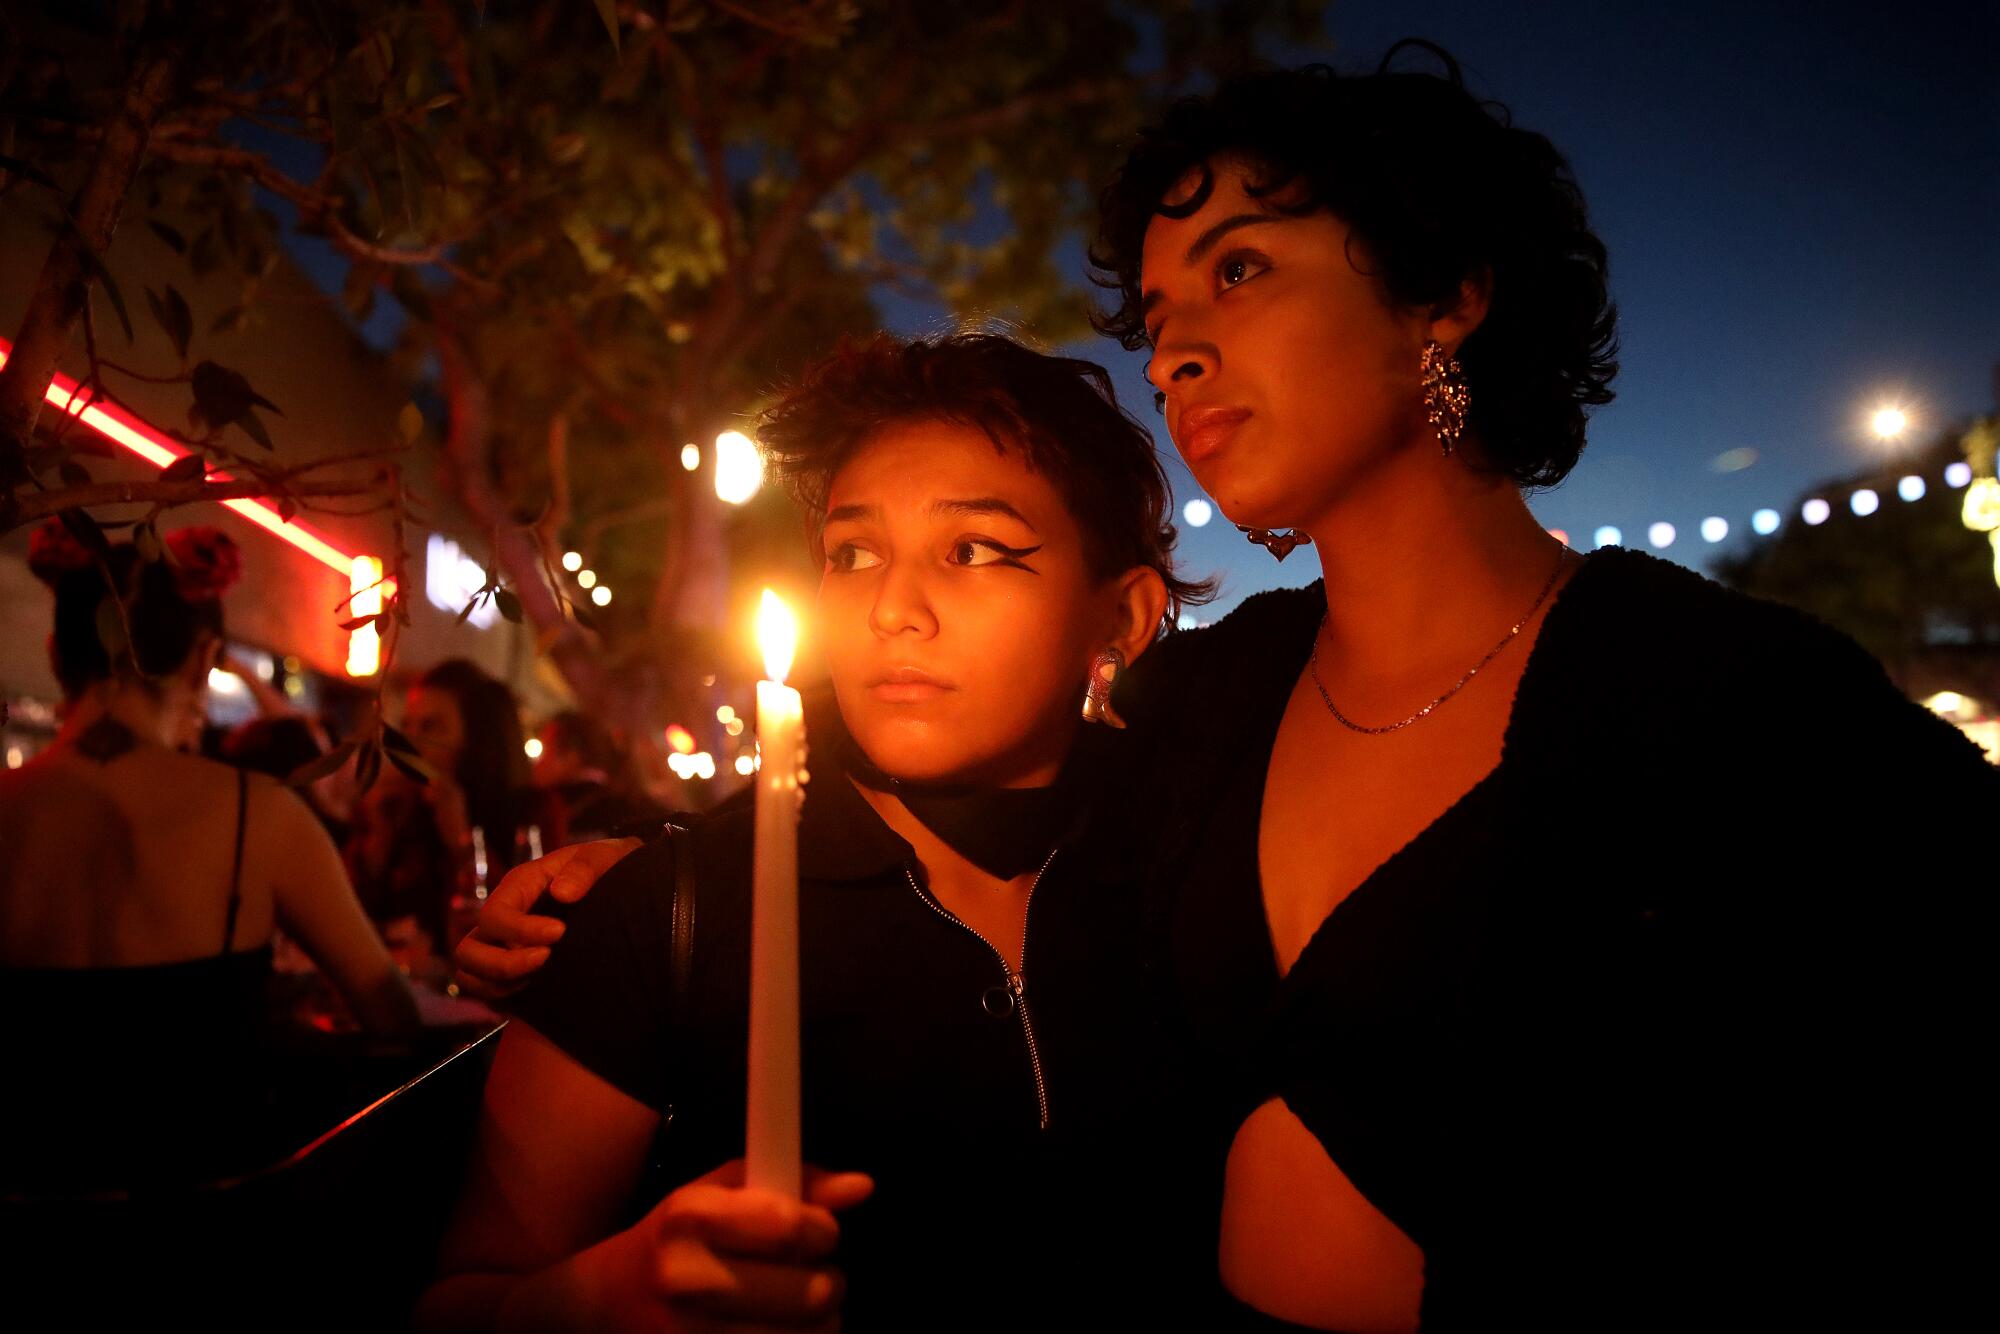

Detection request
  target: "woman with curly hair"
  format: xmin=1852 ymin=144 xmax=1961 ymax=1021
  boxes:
xmin=1091 ymin=45 xmax=1993 ymax=1332
xmin=462 ymin=46 xmax=1994 ymax=1331
xmin=1 ymin=521 xmax=418 ymax=1195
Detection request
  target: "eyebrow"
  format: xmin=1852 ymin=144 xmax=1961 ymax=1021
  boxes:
xmin=931 ymin=497 xmax=1037 ymax=530
xmin=1139 ymin=212 xmax=1288 ymax=321
xmin=821 ymin=498 xmax=1037 ymax=531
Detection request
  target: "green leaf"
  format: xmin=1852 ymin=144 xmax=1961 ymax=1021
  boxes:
xmin=236 ymin=408 xmax=274 ymax=451
xmin=381 ymin=724 xmax=421 ymax=757
xmin=593 ymin=0 xmax=621 ymax=54
xmin=278 ymin=495 xmax=298 ymax=523
xmin=146 ymin=220 xmax=188 ymax=253
xmin=455 ymin=591 xmax=484 ymax=625
xmin=353 ymin=737 xmax=384 ymax=796
xmin=69 ymin=227 xmax=134 ymax=343
xmin=58 ymin=459 xmax=92 ymax=487
xmin=337 ymin=612 xmax=380 ymax=632
xmin=494 ymin=587 xmax=524 ymax=623
xmin=390 ymin=269 xmax=433 ymax=322
xmin=58 ymin=507 xmax=111 ymax=559
xmin=145 ymin=284 xmax=194 ymax=363
xmin=289 ymin=737 xmax=358 ymax=787
xmin=385 ymin=747 xmax=431 ymax=785
xmin=133 ymin=522 xmax=163 ymax=563
xmin=159 ymin=454 xmax=207 ymax=484
xmin=209 ymin=305 xmax=249 ymax=336
xmin=191 ymin=361 xmax=282 ymax=428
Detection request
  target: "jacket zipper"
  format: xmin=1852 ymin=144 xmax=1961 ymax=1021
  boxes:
xmin=903 ymin=848 xmax=1058 ymax=1131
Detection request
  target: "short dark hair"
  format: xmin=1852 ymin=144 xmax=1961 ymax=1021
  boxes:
xmin=756 ymin=331 xmax=1214 ymax=624
xmin=1091 ymin=47 xmax=1618 ymax=488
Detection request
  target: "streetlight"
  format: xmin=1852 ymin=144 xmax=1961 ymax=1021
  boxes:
xmin=1871 ymin=406 xmax=1908 ymax=442
xmin=715 ymin=429 xmax=764 ymax=505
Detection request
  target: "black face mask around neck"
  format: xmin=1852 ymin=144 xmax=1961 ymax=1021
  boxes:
xmin=838 ymin=727 xmax=1103 ymax=882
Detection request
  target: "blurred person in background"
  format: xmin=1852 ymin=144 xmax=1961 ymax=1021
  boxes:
xmin=0 ymin=521 xmax=418 ymax=1193
xmin=531 ymin=710 xmax=661 ymax=844
xmin=221 ymin=714 xmax=356 ymax=842
xmin=346 ymin=658 xmax=554 ymax=970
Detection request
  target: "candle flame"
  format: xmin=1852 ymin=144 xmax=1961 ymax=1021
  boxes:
xmin=757 ymin=588 xmax=798 ymax=683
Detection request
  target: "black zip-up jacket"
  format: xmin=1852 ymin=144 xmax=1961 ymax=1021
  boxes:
xmin=509 ymin=693 xmax=1211 ymax=1329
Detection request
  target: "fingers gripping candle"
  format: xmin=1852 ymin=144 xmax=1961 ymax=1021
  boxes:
xmin=748 ymin=589 xmax=807 ymax=1195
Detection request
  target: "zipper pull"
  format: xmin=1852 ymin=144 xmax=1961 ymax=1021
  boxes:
xmin=982 ymin=972 xmax=1025 ymax=1018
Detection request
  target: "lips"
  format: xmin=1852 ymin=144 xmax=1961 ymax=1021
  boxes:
xmin=1174 ymin=404 xmax=1251 ymax=464
xmin=867 ymin=665 xmax=954 ymax=703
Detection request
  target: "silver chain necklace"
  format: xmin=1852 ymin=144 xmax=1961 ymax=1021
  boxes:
xmin=1307 ymin=545 xmax=1573 ymax=735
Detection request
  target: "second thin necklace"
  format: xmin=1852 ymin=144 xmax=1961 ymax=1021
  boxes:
xmin=1308 ymin=544 xmax=1573 ymax=735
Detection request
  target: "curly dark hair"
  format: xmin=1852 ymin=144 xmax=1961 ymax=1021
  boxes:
xmin=756 ymin=331 xmax=1215 ymax=626
xmin=1090 ymin=44 xmax=1618 ymax=488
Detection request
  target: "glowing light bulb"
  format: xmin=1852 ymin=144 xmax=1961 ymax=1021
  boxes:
xmin=681 ymin=443 xmax=700 ymax=472
xmin=592 ymin=585 xmax=612 ymax=606
xmin=1752 ymin=508 xmax=1781 ymax=536
xmin=715 ymin=430 xmax=764 ymax=505
xmin=577 ymin=569 xmax=597 ymax=589
xmin=561 ymin=551 xmax=583 ymax=572
xmin=1802 ymin=498 xmax=1831 ymax=526
xmin=1593 ymin=525 xmax=1622 ymax=549
xmin=1850 ymin=488 xmax=1880 ymax=517
xmin=1700 ymin=517 xmax=1728 ymax=544
xmin=1647 ymin=522 xmax=1676 ymax=549
xmin=1182 ymin=499 xmax=1213 ymax=528
xmin=1897 ymin=475 xmax=1926 ymax=503
xmin=524 ymin=738 xmax=544 ymax=759
xmin=1871 ymin=406 xmax=1908 ymax=440
xmin=1944 ymin=462 xmax=1972 ymax=489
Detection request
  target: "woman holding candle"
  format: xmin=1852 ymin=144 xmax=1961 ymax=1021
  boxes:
xmin=457 ymin=48 xmax=1994 ymax=1332
xmin=418 ymin=332 xmax=1216 ymax=1332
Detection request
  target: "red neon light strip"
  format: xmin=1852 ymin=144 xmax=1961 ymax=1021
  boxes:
xmin=1 ymin=338 xmax=359 ymax=576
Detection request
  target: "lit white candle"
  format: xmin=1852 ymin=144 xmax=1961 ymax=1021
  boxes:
xmin=747 ymin=589 xmax=806 ymax=1195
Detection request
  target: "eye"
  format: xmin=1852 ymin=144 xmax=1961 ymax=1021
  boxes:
xmin=950 ymin=538 xmax=1041 ymax=570
xmin=825 ymin=541 xmax=881 ymax=573
xmin=1216 ymin=251 xmax=1269 ymax=290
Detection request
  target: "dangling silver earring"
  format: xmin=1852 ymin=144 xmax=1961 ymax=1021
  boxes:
xmin=1081 ymin=647 xmax=1126 ymax=727
xmin=1420 ymin=338 xmax=1469 ymax=457
xmin=1237 ymin=526 xmax=1311 ymax=562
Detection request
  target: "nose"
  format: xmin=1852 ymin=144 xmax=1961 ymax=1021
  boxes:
xmin=868 ymin=561 xmax=938 ymax=640
xmin=1146 ymin=338 xmax=1217 ymax=399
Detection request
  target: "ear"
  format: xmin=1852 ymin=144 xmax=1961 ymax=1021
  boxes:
xmin=1428 ymin=266 xmax=1492 ymax=354
xmin=1104 ymin=566 xmax=1171 ymax=669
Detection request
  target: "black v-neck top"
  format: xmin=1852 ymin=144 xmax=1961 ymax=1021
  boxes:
xmin=1114 ymin=548 xmax=1997 ymax=1331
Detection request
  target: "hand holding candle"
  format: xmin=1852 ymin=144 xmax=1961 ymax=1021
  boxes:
xmin=748 ymin=589 xmax=807 ymax=1196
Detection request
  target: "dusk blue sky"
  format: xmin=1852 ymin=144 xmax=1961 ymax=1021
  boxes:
xmin=1014 ymin=0 xmax=1999 ymax=616
xmin=277 ymin=1 xmax=1998 ymax=619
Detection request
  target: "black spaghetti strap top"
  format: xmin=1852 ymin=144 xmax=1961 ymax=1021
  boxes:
xmin=2 ymin=768 xmax=275 ymax=1194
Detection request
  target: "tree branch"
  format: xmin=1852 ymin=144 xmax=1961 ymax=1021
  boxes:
xmin=0 ymin=38 xmax=180 ymax=483
xmin=4 ymin=475 xmax=373 ymax=530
